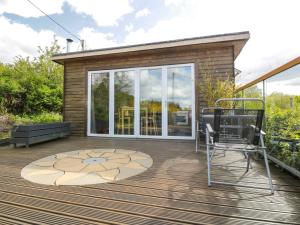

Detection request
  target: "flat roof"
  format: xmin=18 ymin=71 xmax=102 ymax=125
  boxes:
xmin=52 ymin=31 xmax=250 ymax=65
xmin=236 ymin=56 xmax=300 ymax=91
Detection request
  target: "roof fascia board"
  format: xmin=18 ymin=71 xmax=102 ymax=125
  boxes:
xmin=52 ymin=32 xmax=249 ymax=62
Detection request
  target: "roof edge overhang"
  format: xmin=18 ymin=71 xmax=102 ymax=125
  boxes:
xmin=236 ymin=56 xmax=300 ymax=92
xmin=52 ymin=31 xmax=250 ymax=65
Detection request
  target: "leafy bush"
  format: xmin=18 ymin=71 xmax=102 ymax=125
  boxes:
xmin=0 ymin=40 xmax=63 ymax=115
xmin=265 ymin=95 xmax=300 ymax=170
xmin=240 ymin=83 xmax=300 ymax=170
xmin=0 ymin=41 xmax=64 ymax=140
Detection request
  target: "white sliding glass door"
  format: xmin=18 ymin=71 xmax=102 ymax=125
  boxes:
xmin=87 ymin=63 xmax=195 ymax=139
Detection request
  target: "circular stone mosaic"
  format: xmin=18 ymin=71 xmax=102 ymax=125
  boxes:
xmin=21 ymin=149 xmax=153 ymax=186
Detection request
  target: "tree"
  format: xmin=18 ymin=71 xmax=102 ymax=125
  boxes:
xmin=0 ymin=40 xmax=63 ymax=115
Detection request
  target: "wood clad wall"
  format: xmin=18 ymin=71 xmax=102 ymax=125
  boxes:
xmin=64 ymin=46 xmax=234 ymax=136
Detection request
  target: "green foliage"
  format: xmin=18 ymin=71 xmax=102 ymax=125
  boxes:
xmin=0 ymin=40 xmax=63 ymax=115
xmin=239 ymin=82 xmax=300 ymax=170
xmin=242 ymin=84 xmax=264 ymax=109
xmin=243 ymin=85 xmax=263 ymax=98
xmin=273 ymin=142 xmax=300 ymax=169
xmin=0 ymin=40 xmax=64 ymax=140
xmin=265 ymin=95 xmax=300 ymax=140
xmin=198 ymin=62 xmax=235 ymax=108
xmin=264 ymin=93 xmax=300 ymax=170
xmin=12 ymin=112 xmax=62 ymax=125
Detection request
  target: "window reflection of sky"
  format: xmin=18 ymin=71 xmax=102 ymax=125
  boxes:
xmin=266 ymin=63 xmax=300 ymax=95
xmin=140 ymin=69 xmax=162 ymax=101
xmin=167 ymin=66 xmax=192 ymax=109
xmin=91 ymin=72 xmax=109 ymax=84
xmin=114 ymin=71 xmax=135 ymax=95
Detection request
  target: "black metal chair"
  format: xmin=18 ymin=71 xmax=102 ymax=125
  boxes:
xmin=205 ymin=98 xmax=274 ymax=194
xmin=196 ymin=107 xmax=219 ymax=152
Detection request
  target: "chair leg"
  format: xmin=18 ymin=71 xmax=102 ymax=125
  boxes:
xmin=262 ymin=148 xmax=274 ymax=194
xmin=195 ymin=121 xmax=199 ymax=153
xmin=195 ymin=130 xmax=198 ymax=153
xmin=246 ymin=153 xmax=251 ymax=173
xmin=207 ymin=145 xmax=212 ymax=186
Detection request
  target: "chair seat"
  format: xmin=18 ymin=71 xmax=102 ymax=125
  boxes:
xmin=219 ymin=137 xmax=248 ymax=143
xmin=214 ymin=142 xmax=257 ymax=151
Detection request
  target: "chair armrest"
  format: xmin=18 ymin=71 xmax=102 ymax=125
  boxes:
xmin=205 ymin=123 xmax=214 ymax=145
xmin=206 ymin=123 xmax=214 ymax=134
xmin=250 ymin=125 xmax=266 ymax=136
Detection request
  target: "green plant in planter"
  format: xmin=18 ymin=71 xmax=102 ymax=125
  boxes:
xmin=198 ymin=61 xmax=235 ymax=108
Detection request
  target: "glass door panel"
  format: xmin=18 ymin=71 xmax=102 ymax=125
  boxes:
xmin=167 ymin=66 xmax=193 ymax=136
xmin=90 ymin=72 xmax=110 ymax=134
xmin=114 ymin=71 xmax=135 ymax=135
xmin=140 ymin=69 xmax=162 ymax=136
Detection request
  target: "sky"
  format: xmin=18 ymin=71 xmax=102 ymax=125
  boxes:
xmin=0 ymin=0 xmax=300 ymax=85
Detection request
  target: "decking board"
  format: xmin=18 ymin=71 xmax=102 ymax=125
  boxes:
xmin=0 ymin=137 xmax=300 ymax=224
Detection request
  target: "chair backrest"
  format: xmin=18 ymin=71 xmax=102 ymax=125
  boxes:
xmin=199 ymin=107 xmax=222 ymax=132
xmin=213 ymin=108 xmax=264 ymax=145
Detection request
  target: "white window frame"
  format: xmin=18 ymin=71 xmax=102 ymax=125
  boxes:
xmin=87 ymin=63 xmax=195 ymax=140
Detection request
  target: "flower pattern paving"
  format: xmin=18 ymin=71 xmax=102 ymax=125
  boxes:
xmin=21 ymin=149 xmax=153 ymax=186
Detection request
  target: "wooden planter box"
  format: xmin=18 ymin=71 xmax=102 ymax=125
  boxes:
xmin=0 ymin=138 xmax=11 ymax=146
xmin=11 ymin=122 xmax=71 ymax=147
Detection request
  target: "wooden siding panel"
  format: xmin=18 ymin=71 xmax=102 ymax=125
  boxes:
xmin=64 ymin=46 xmax=234 ymax=136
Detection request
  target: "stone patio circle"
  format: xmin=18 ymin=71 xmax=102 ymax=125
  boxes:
xmin=21 ymin=148 xmax=153 ymax=186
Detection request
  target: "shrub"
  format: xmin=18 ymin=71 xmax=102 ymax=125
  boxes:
xmin=12 ymin=112 xmax=62 ymax=125
xmin=198 ymin=61 xmax=235 ymax=108
xmin=0 ymin=40 xmax=63 ymax=115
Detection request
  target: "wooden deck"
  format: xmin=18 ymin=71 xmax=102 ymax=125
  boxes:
xmin=0 ymin=137 xmax=300 ymax=225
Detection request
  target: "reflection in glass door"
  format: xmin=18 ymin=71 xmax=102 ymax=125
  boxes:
xmin=90 ymin=72 xmax=110 ymax=134
xmin=140 ymin=69 xmax=162 ymax=136
xmin=167 ymin=66 xmax=193 ymax=136
xmin=114 ymin=71 xmax=135 ymax=135
xmin=88 ymin=63 xmax=194 ymax=139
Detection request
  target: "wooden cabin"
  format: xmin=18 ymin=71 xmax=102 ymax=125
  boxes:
xmin=52 ymin=31 xmax=249 ymax=139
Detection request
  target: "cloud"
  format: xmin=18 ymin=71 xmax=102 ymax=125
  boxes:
xmin=135 ymin=8 xmax=150 ymax=18
xmin=124 ymin=17 xmax=198 ymax=45
xmin=164 ymin=0 xmax=185 ymax=7
xmin=78 ymin=27 xmax=117 ymax=50
xmin=0 ymin=0 xmax=130 ymax=62
xmin=1 ymin=0 xmax=300 ymax=85
xmin=0 ymin=0 xmax=64 ymax=17
xmin=66 ymin=0 xmax=133 ymax=26
xmin=125 ymin=0 xmax=300 ymax=85
xmin=0 ymin=0 xmax=133 ymax=27
xmin=125 ymin=23 xmax=134 ymax=32
xmin=0 ymin=16 xmax=65 ymax=63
